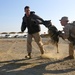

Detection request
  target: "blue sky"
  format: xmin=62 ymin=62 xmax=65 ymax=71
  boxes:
xmin=0 ymin=0 xmax=75 ymax=34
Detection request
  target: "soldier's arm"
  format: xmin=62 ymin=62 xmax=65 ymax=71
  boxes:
xmin=61 ymin=25 xmax=70 ymax=39
xmin=32 ymin=13 xmax=44 ymax=24
xmin=21 ymin=17 xmax=26 ymax=32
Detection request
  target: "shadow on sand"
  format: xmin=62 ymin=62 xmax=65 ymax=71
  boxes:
xmin=0 ymin=58 xmax=75 ymax=75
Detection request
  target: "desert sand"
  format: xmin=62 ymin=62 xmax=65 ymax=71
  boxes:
xmin=0 ymin=38 xmax=75 ymax=75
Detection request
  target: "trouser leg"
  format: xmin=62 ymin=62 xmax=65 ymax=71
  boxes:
xmin=33 ymin=32 xmax=45 ymax=54
xmin=27 ymin=34 xmax=32 ymax=56
xmin=69 ymin=43 xmax=74 ymax=57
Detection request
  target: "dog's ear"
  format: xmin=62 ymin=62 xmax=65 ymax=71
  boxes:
xmin=43 ymin=20 xmax=52 ymax=28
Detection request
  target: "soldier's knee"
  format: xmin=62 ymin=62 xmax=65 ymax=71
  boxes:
xmin=37 ymin=41 xmax=43 ymax=46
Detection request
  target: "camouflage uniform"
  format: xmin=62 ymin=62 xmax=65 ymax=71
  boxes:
xmin=62 ymin=23 xmax=74 ymax=57
xmin=59 ymin=16 xmax=75 ymax=59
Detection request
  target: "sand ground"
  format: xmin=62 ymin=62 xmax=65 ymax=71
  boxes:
xmin=0 ymin=38 xmax=75 ymax=75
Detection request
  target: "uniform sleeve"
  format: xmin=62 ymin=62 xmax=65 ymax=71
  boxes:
xmin=62 ymin=25 xmax=70 ymax=39
xmin=32 ymin=13 xmax=51 ymax=28
xmin=21 ymin=17 xmax=26 ymax=32
xmin=33 ymin=14 xmax=44 ymax=24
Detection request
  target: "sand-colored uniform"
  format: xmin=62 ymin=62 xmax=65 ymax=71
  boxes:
xmin=61 ymin=23 xmax=75 ymax=56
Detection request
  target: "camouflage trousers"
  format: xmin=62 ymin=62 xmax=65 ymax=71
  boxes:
xmin=69 ymin=43 xmax=74 ymax=56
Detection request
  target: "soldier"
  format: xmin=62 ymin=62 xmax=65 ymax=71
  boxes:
xmin=59 ymin=16 xmax=75 ymax=59
xmin=21 ymin=6 xmax=45 ymax=59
